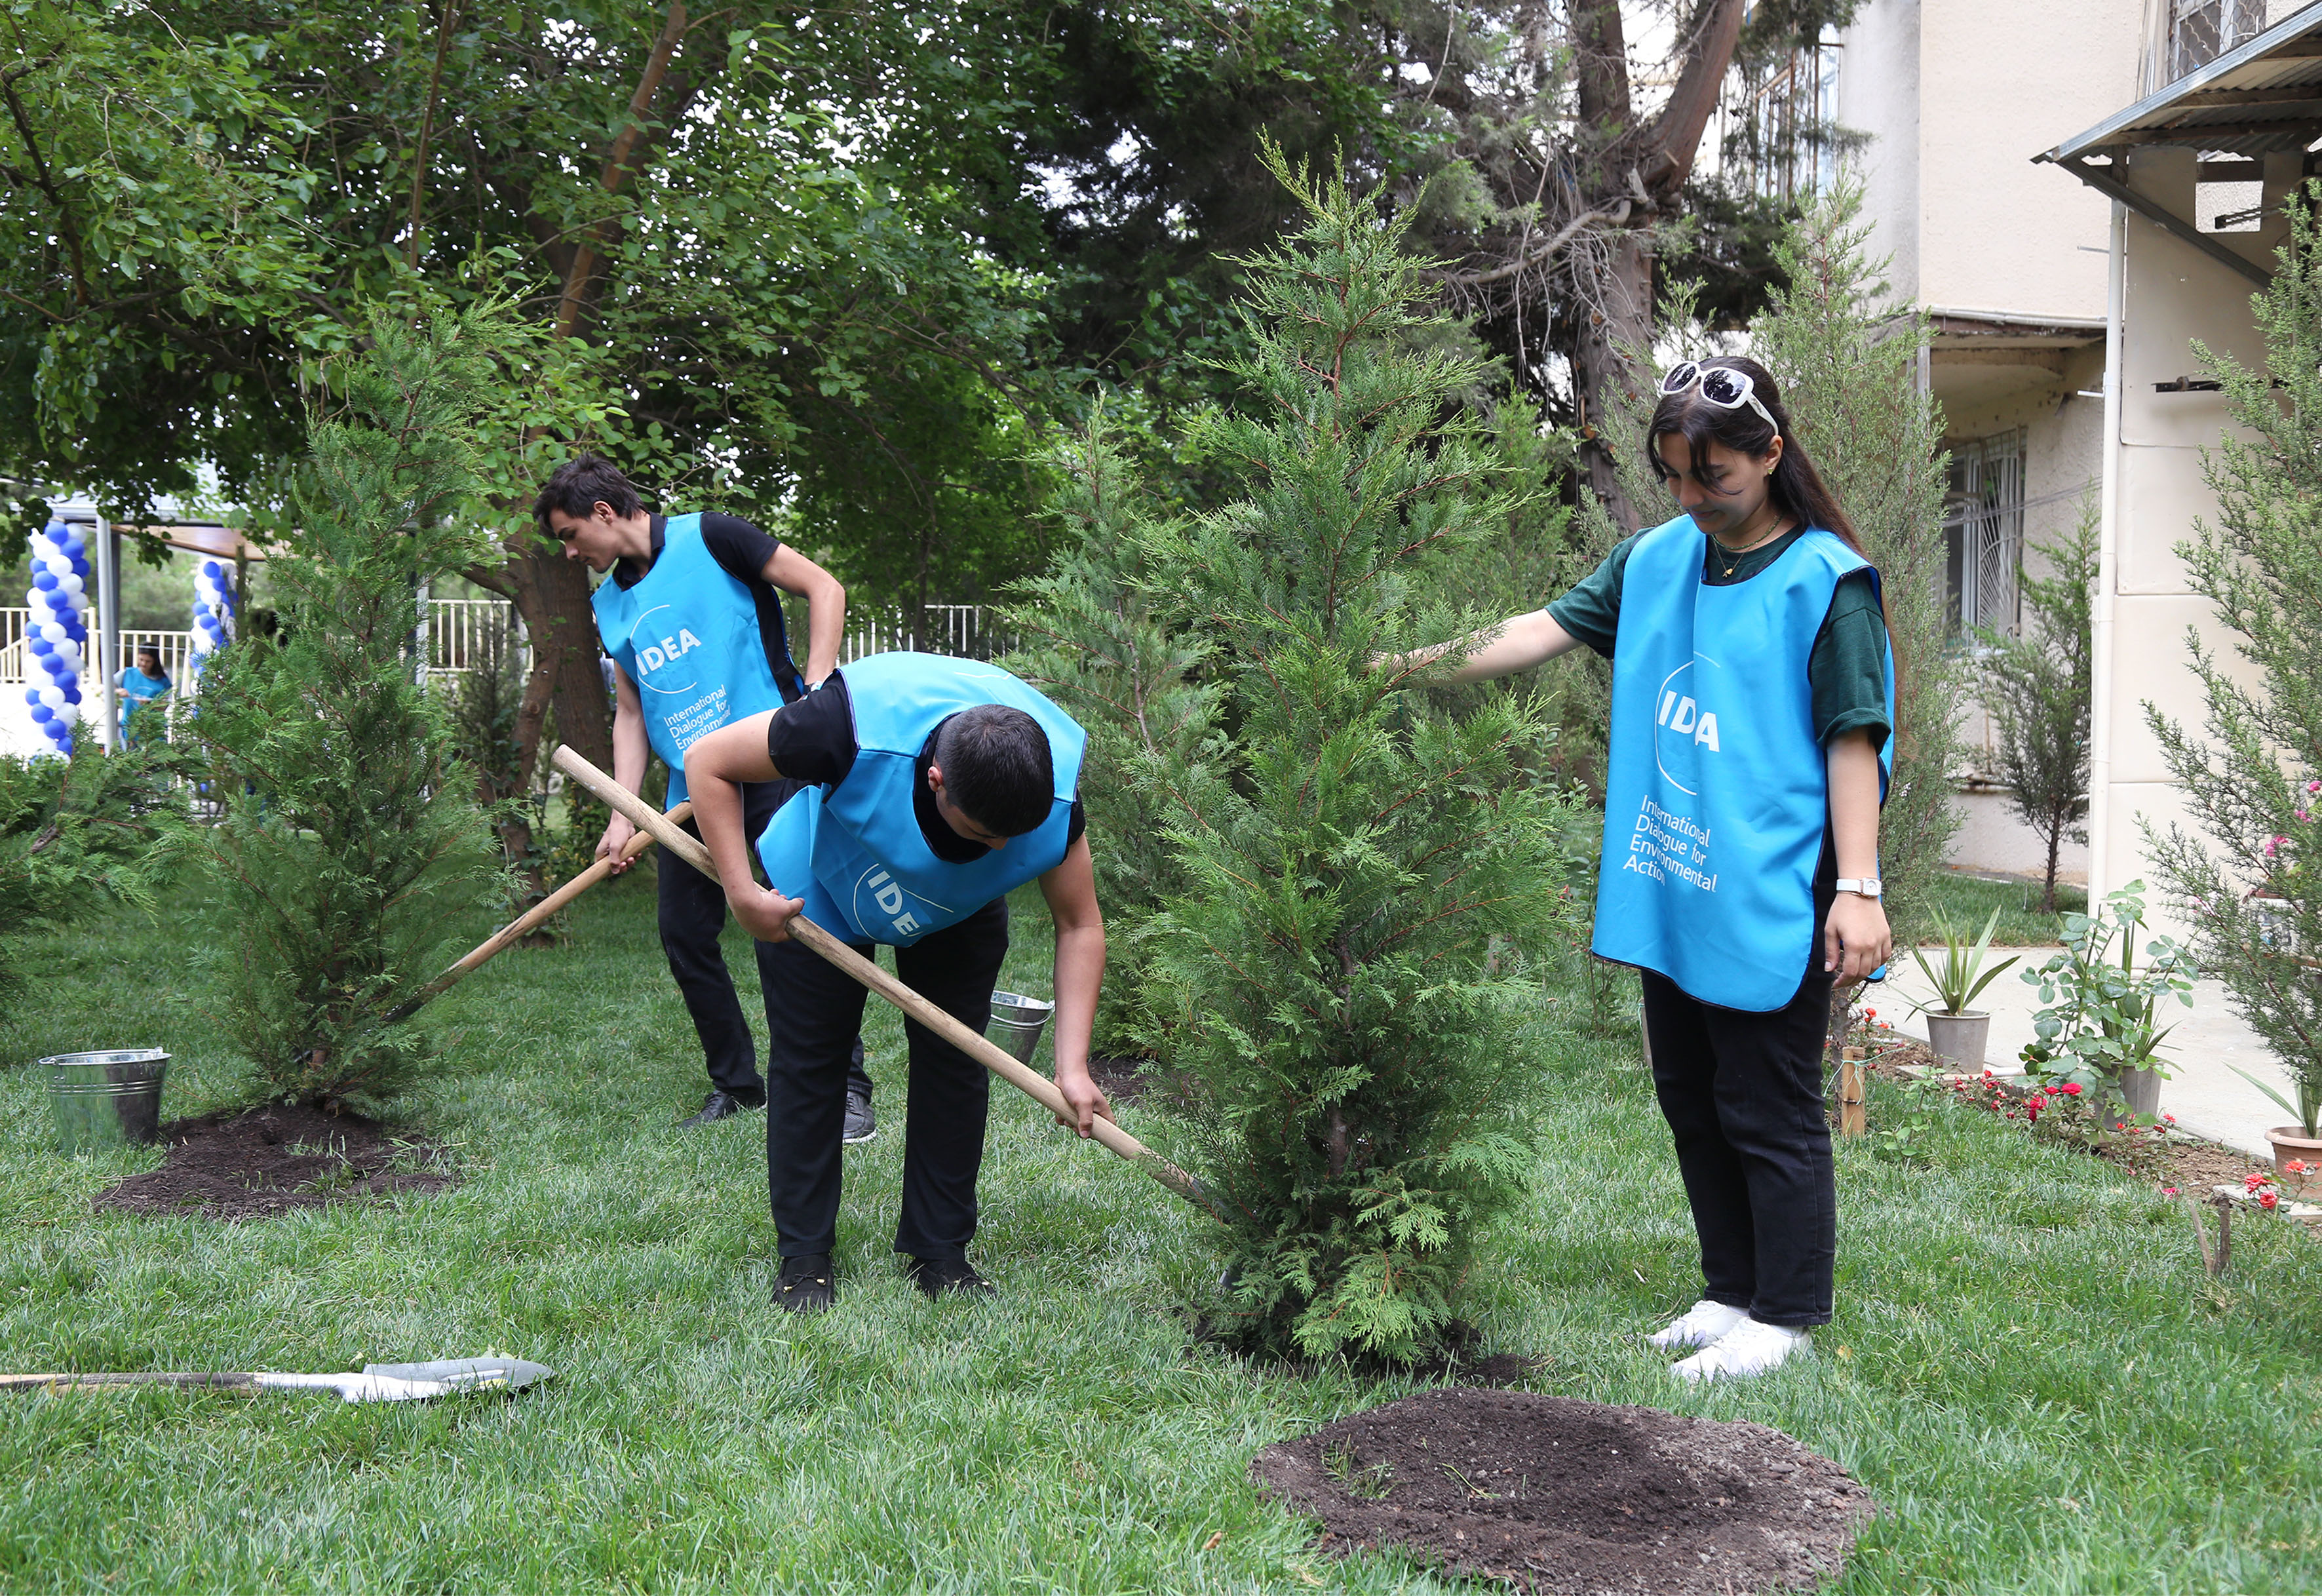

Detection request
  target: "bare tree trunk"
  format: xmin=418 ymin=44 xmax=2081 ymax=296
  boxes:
xmin=1574 ymin=233 xmax=1654 ymax=529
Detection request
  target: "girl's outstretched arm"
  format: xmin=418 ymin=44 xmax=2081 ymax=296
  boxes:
xmin=1385 ymin=610 xmax=1585 ymax=686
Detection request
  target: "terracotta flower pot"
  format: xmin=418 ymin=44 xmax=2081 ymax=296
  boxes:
xmin=2266 ymin=1126 xmax=2322 ymax=1196
xmin=1924 ymin=1011 xmax=1991 ymax=1072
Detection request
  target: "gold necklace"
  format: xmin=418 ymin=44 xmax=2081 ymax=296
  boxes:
xmin=1712 ymin=518 xmax=1790 ymax=578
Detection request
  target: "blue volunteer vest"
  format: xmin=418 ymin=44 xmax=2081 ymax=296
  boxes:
xmin=1593 ymin=518 xmax=1895 ymax=1011
xmin=591 ymin=513 xmax=800 ymax=806
xmin=755 ymin=652 xmax=1087 ymax=947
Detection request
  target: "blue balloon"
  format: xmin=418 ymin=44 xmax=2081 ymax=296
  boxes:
xmin=28 ymin=704 xmax=52 ymax=725
xmin=62 ymin=688 xmax=81 ymax=706
xmin=31 ymin=570 xmax=56 ymax=591
xmin=28 ymin=636 xmax=52 ymax=657
xmin=41 ymin=520 xmax=67 ymax=542
xmin=201 ymin=560 xmax=222 ymax=579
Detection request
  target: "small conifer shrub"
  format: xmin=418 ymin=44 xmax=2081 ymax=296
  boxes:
xmin=1144 ymin=155 xmax=1583 ymax=1363
xmin=189 ymin=309 xmax=507 ymax=1107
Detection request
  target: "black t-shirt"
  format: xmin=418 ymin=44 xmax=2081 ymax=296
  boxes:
xmin=611 ymin=513 xmax=802 ymax=699
xmin=765 ymin=672 xmax=1086 ymax=863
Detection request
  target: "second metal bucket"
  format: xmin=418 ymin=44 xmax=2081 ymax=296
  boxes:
xmin=984 ymin=991 xmax=1055 ymax=1064
xmin=45 ymin=1050 xmax=170 ymax=1154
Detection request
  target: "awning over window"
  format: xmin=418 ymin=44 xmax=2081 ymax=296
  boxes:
xmin=2036 ymin=6 xmax=2322 ymax=285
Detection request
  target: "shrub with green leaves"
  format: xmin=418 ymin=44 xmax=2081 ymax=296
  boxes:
xmin=0 ymin=739 xmax=185 ymax=1035
xmin=188 ymin=309 xmax=507 ymax=1107
xmin=1141 ymin=155 xmax=1583 ymax=1363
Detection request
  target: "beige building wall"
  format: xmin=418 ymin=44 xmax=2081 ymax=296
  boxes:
xmin=2090 ymin=146 xmax=2295 ymax=922
xmin=1834 ymin=0 xmax=2143 ymax=883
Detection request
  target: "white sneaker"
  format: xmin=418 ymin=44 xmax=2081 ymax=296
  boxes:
xmin=1646 ymin=1299 xmax=1749 ymax=1351
xmin=1671 ymin=1316 xmax=1810 ymax=1382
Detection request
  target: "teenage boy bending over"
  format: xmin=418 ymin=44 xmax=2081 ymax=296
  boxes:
xmin=682 ymin=652 xmax=1113 ymax=1311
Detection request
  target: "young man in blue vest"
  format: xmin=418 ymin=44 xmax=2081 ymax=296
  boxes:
xmin=535 ymin=456 xmax=874 ymax=1133
xmin=682 ymin=653 xmax=1114 ymax=1311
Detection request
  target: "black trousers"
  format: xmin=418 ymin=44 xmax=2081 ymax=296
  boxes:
xmin=657 ymin=779 xmax=870 ymax=1102
xmin=1641 ymin=954 xmax=1837 ymax=1328
xmin=764 ymin=897 xmax=1009 ymax=1261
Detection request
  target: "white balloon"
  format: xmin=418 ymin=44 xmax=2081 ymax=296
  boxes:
xmin=56 ymin=574 xmax=83 ymax=598
xmin=37 ymin=620 xmax=64 ymax=642
xmin=36 ymin=686 xmax=64 ymax=708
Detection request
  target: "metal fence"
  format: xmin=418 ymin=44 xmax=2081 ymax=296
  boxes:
xmin=3 ymin=599 xmax=1004 ymax=693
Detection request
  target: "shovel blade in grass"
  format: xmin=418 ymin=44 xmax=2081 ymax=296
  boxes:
xmin=0 ymin=1355 xmax=553 ymax=1403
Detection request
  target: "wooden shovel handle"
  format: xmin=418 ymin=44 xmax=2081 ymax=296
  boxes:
xmin=379 ymin=802 xmax=695 ymax=1027
xmin=551 ymin=745 xmax=1224 ymax=1219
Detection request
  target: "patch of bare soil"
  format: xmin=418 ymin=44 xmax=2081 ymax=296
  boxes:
xmin=1252 ymin=1388 xmax=1876 ymax=1596
xmin=94 ymin=1102 xmax=457 ymax=1221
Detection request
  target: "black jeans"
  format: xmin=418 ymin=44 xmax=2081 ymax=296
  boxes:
xmin=657 ymin=779 xmax=870 ymax=1103
xmin=1641 ymin=957 xmax=1837 ymax=1328
xmin=764 ymin=897 xmax=1009 ymax=1262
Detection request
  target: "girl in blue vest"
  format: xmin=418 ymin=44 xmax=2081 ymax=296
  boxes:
xmin=1407 ymin=357 xmax=1894 ymax=1381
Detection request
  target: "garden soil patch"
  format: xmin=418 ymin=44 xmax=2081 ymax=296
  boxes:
xmin=94 ymin=1103 xmax=457 ymax=1220
xmin=1252 ymin=1387 xmax=1876 ymax=1595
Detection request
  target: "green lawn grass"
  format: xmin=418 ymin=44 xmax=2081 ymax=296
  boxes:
xmin=4 ymin=872 xmax=2319 ymax=1593
xmin=1908 ymin=870 xmax=2089 ymax=948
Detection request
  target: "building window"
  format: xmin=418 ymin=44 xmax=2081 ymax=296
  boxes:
xmin=2169 ymin=1 xmax=2268 ymax=83
xmin=1946 ymin=431 xmax=2026 ymax=637
xmin=1732 ymin=37 xmax=1845 ymax=206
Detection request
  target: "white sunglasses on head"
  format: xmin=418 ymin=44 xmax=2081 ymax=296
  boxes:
xmin=1657 ymin=361 xmax=1779 ymax=433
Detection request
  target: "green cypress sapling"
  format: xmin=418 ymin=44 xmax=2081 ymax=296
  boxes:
xmin=1144 ymin=154 xmax=1583 ymax=1363
xmin=189 ymin=309 xmax=509 ymax=1107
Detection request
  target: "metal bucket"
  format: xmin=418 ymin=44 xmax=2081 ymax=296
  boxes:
xmin=984 ymin=991 xmax=1054 ymax=1064
xmin=45 ymin=1050 xmax=170 ymax=1154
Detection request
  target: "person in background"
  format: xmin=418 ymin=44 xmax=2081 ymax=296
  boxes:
xmin=1391 ymin=357 xmax=1894 ymax=1382
xmin=536 ymin=454 xmax=874 ymax=1135
xmin=117 ymin=646 xmax=172 ymax=746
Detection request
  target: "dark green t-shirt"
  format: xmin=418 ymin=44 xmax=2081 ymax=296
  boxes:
xmin=1547 ymin=525 xmax=1891 ymax=752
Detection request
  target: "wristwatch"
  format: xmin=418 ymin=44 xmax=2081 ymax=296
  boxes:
xmin=1835 ymin=876 xmax=1884 ymax=900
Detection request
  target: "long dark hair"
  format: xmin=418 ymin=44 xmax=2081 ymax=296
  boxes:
xmin=1644 ymin=356 xmax=1866 ymax=560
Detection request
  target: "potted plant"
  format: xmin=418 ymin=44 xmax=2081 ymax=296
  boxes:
xmin=1906 ymin=907 xmax=2020 ymax=1071
xmin=2018 ymin=883 xmax=2197 ymax=1123
xmin=2224 ymin=1062 xmax=2322 ymax=1194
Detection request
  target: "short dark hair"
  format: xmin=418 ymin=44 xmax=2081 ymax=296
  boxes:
xmin=934 ymin=706 xmax=1055 ymax=836
xmin=534 ymin=454 xmax=643 ymax=537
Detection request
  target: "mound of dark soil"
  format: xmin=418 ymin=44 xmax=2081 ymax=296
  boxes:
xmin=1252 ymin=1387 xmax=1876 ymax=1595
xmin=1087 ymin=1055 xmax=1157 ymax=1105
xmin=94 ymin=1103 xmax=457 ymax=1221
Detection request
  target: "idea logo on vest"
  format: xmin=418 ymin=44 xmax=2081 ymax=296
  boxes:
xmin=634 ymin=627 xmax=707 ymax=678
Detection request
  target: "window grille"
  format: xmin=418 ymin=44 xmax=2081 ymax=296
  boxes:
xmin=2169 ymin=0 xmax=2268 ymax=82
xmin=1736 ymin=41 xmax=1846 ymax=206
xmin=1946 ymin=431 xmax=2027 ymax=637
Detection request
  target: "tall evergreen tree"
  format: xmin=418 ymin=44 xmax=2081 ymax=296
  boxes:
xmin=1751 ymin=180 xmax=1964 ymax=933
xmin=189 ymin=308 xmax=506 ymax=1108
xmin=2145 ymin=185 xmax=2322 ymax=1136
xmin=1143 ymin=153 xmax=1581 ymax=1363
xmin=1976 ymin=500 xmax=2097 ymax=912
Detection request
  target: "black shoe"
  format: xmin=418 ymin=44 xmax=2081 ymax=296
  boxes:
xmin=773 ymin=1254 xmax=836 ymax=1314
xmin=906 ymin=1256 xmax=996 ymax=1301
xmin=842 ymin=1089 xmax=878 ymax=1145
xmin=680 ymin=1087 xmax=764 ymax=1128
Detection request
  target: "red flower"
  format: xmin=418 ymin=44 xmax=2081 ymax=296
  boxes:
xmin=2260 ymin=1191 xmax=2281 ymax=1211
xmin=2161 ymin=1186 xmax=2180 ymax=1196
xmin=2059 ymin=1082 xmax=2083 ymax=1097
xmin=2286 ymin=1159 xmax=2309 ymax=1175
xmin=2246 ymin=1173 xmax=2270 ymax=1192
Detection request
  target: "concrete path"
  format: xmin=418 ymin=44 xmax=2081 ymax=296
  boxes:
xmin=1879 ymin=948 xmax=2308 ymax=1161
